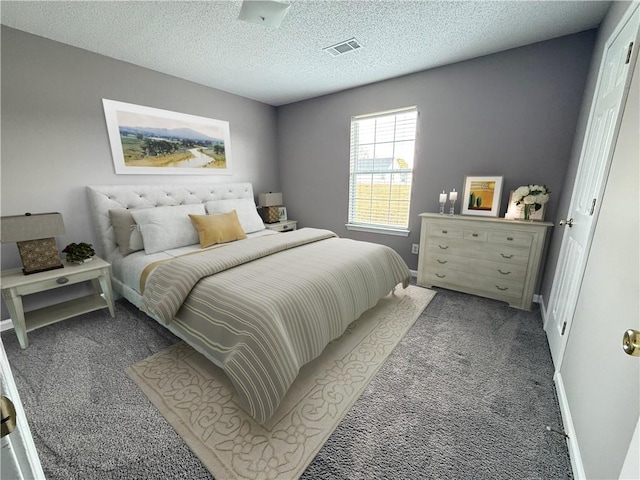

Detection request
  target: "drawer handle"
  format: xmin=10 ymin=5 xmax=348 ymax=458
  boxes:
xmin=500 ymin=253 xmax=514 ymax=259
xmin=438 ymin=245 xmax=449 ymax=250
xmin=436 ymin=273 xmax=446 ymax=278
xmin=495 ymin=285 xmax=508 ymax=291
xmin=472 ymin=233 xmax=478 ymax=237
xmin=507 ymin=237 xmax=514 ymax=241
xmin=56 ymin=277 xmax=69 ymax=285
xmin=437 ymin=259 xmax=447 ymax=264
xmin=442 ymin=230 xmax=448 ymax=234
xmin=498 ymin=270 xmax=511 ymax=275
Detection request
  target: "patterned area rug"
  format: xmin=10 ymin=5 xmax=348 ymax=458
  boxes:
xmin=126 ymin=285 xmax=435 ymax=480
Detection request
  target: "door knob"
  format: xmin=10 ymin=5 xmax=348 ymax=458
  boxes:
xmin=623 ymin=329 xmax=640 ymax=357
xmin=559 ymin=218 xmax=574 ymax=227
xmin=0 ymin=395 xmax=17 ymax=438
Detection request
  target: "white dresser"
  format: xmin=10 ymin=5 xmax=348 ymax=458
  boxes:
xmin=417 ymin=213 xmax=553 ymax=310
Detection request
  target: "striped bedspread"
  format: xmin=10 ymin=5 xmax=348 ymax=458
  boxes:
xmin=140 ymin=228 xmax=411 ymax=424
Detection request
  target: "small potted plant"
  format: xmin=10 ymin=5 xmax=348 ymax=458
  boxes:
xmin=62 ymin=242 xmax=96 ymax=264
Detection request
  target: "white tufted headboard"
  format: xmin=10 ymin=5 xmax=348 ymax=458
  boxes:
xmin=87 ymin=183 xmax=255 ymax=262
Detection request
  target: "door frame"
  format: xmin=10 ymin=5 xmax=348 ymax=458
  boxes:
xmin=543 ymin=1 xmax=640 ymax=370
xmin=619 ymin=417 xmax=639 ymax=479
xmin=0 ymin=338 xmax=45 ymax=479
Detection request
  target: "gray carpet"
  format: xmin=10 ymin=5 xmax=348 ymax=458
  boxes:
xmin=2 ymin=286 xmax=572 ymax=479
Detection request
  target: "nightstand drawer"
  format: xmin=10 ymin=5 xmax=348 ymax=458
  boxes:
xmin=265 ymin=220 xmax=297 ymax=232
xmin=12 ymin=268 xmax=107 ymax=296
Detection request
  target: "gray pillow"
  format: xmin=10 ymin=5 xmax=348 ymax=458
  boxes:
xmin=109 ymin=209 xmax=144 ymax=256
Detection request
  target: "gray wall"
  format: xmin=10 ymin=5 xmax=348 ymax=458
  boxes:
xmin=540 ymin=1 xmax=631 ymax=300
xmin=0 ymin=26 xmax=279 ymax=315
xmin=277 ymin=31 xmax=597 ymax=275
xmin=0 ymin=25 xmax=599 ymax=320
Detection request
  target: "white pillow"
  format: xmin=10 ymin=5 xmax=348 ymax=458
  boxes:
xmin=205 ymin=198 xmax=265 ymax=234
xmin=130 ymin=204 xmax=206 ymax=254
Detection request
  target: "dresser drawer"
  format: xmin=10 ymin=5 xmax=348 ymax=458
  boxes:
xmin=488 ymin=232 xmax=533 ymax=247
xmin=425 ymin=239 xmax=530 ymax=265
xmin=427 ymin=223 xmax=463 ymax=239
xmin=463 ymin=228 xmax=488 ymax=242
xmin=425 ymin=252 xmax=527 ymax=282
xmin=423 ymin=268 xmax=524 ymax=300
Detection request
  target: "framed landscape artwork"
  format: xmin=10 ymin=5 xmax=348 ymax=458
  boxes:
xmin=103 ymin=99 xmax=232 ymax=175
xmin=461 ymin=175 xmax=504 ymax=217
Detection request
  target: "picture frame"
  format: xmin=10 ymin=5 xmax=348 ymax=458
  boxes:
xmin=17 ymin=238 xmax=64 ymax=275
xmin=278 ymin=207 xmax=287 ymax=221
xmin=505 ymin=191 xmax=546 ymax=221
xmin=461 ymin=175 xmax=504 ymax=217
xmin=102 ymin=99 xmax=232 ymax=175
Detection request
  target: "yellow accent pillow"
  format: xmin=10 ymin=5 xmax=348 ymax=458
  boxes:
xmin=189 ymin=211 xmax=247 ymax=248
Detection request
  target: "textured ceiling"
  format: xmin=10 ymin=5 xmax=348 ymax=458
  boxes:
xmin=1 ymin=1 xmax=611 ymax=106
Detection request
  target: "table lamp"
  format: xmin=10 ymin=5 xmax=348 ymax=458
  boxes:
xmin=258 ymin=192 xmax=283 ymax=224
xmin=1 ymin=213 xmax=66 ymax=274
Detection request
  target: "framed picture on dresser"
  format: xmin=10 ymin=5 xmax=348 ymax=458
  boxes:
xmin=461 ymin=175 xmax=503 ymax=217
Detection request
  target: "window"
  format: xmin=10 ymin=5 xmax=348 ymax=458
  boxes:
xmin=347 ymin=106 xmax=418 ymax=235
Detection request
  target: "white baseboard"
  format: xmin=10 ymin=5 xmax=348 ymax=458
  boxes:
xmin=554 ymin=371 xmax=585 ymax=479
xmin=0 ymin=319 xmax=14 ymax=332
xmin=537 ymin=294 xmax=549 ymax=329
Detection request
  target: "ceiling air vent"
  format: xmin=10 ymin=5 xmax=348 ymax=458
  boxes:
xmin=323 ymin=38 xmax=363 ymax=57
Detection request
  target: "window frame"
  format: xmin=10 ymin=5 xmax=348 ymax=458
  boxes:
xmin=346 ymin=106 xmax=418 ymax=237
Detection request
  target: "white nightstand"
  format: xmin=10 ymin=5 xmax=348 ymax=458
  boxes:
xmin=264 ymin=220 xmax=297 ymax=232
xmin=1 ymin=256 xmax=115 ymax=349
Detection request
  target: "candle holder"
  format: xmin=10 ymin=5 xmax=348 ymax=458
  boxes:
xmin=449 ymin=199 xmax=456 ymax=215
xmin=439 ymin=201 xmax=446 ymax=215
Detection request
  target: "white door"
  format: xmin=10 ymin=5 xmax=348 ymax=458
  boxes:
xmin=545 ymin=3 xmax=639 ymax=368
xmin=557 ymin=50 xmax=639 ymax=479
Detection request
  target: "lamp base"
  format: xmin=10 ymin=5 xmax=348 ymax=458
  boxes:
xmin=259 ymin=206 xmax=280 ymax=224
xmin=17 ymin=238 xmax=64 ymax=275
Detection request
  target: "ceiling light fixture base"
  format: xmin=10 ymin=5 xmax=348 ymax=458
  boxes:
xmin=238 ymin=0 xmax=291 ymax=29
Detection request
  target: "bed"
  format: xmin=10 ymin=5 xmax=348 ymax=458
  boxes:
xmin=87 ymin=183 xmax=411 ymax=424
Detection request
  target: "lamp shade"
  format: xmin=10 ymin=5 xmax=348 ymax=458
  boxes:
xmin=258 ymin=192 xmax=283 ymax=207
xmin=1 ymin=213 xmax=65 ymax=243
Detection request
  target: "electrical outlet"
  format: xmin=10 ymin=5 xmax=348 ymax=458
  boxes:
xmin=411 ymin=243 xmax=419 ymax=254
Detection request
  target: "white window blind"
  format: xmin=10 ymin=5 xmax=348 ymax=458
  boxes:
xmin=348 ymin=106 xmax=418 ymax=232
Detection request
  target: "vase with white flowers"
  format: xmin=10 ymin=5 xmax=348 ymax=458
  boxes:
xmin=513 ymin=185 xmax=550 ymax=220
